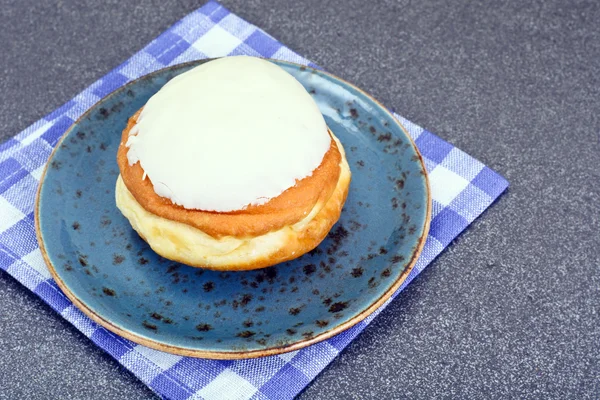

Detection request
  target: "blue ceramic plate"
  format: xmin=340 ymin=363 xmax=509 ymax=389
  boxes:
xmin=36 ymin=60 xmax=430 ymax=359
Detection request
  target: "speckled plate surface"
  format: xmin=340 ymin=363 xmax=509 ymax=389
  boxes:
xmin=35 ymin=59 xmax=430 ymax=359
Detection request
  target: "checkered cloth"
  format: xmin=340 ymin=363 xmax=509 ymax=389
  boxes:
xmin=0 ymin=2 xmax=508 ymax=399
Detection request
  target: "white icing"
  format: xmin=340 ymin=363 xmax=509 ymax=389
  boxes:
xmin=126 ymin=56 xmax=330 ymax=212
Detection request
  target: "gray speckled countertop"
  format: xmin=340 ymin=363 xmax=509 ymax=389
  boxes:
xmin=0 ymin=0 xmax=599 ymax=398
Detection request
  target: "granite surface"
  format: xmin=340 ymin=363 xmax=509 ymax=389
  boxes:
xmin=0 ymin=0 xmax=599 ymax=399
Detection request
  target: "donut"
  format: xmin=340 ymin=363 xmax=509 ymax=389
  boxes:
xmin=115 ymin=56 xmax=351 ymax=270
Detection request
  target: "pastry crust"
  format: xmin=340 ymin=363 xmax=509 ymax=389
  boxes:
xmin=117 ymin=110 xmax=342 ymax=238
xmin=115 ymin=134 xmax=351 ymax=270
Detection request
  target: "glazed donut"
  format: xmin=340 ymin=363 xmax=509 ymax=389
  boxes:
xmin=115 ymin=56 xmax=351 ymax=270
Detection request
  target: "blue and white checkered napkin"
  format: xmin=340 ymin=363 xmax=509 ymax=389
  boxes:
xmin=0 ymin=2 xmax=508 ymax=399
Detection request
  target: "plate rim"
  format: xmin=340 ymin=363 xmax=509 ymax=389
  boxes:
xmin=35 ymin=58 xmax=431 ymax=359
